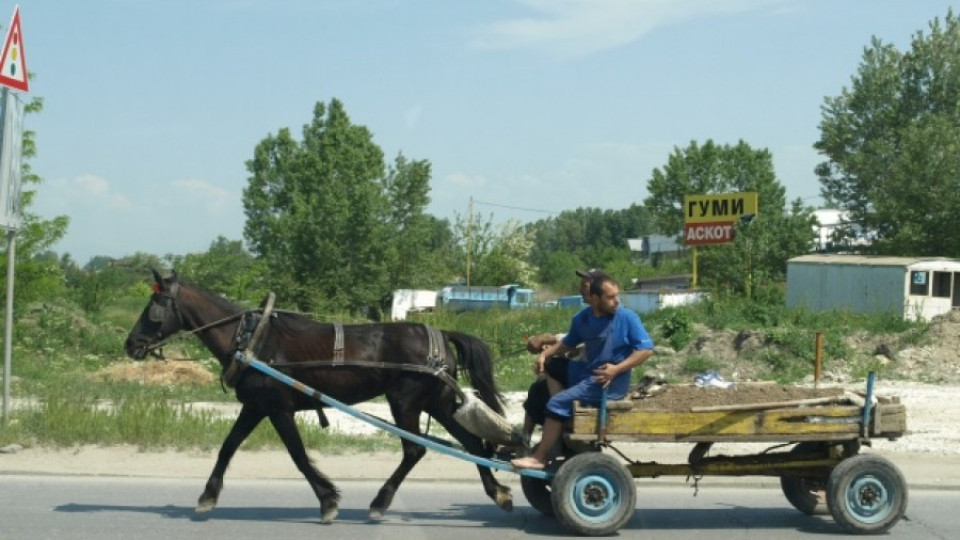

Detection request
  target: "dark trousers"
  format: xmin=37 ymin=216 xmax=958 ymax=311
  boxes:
xmin=521 ymin=356 xmax=571 ymax=426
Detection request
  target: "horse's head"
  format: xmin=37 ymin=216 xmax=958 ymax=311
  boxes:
xmin=124 ymin=269 xmax=185 ymax=360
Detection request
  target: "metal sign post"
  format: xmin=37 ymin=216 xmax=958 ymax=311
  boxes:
xmin=0 ymin=5 xmax=27 ymax=425
xmin=0 ymin=86 xmax=26 ymax=424
xmin=3 ymin=226 xmax=13 ymax=423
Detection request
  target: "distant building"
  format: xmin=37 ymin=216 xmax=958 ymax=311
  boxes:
xmin=437 ymin=284 xmax=534 ymax=312
xmin=627 ymin=235 xmax=686 ymax=265
xmin=632 ymin=274 xmax=693 ymax=290
xmin=813 ymin=209 xmax=875 ymax=253
xmin=620 ymin=273 xmax=705 ymax=314
xmin=390 ymin=289 xmax=437 ymax=321
xmin=787 ymin=254 xmax=960 ymax=321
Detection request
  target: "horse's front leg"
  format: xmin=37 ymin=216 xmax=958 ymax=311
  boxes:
xmin=268 ymin=410 xmax=340 ymax=524
xmin=197 ymin=404 xmax=264 ymax=513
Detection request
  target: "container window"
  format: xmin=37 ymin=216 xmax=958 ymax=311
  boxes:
xmin=910 ymin=271 xmax=929 ymax=296
xmin=933 ymin=271 xmax=952 ymax=298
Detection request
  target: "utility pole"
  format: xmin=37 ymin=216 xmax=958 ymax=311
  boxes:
xmin=465 ymin=197 xmax=473 ymax=286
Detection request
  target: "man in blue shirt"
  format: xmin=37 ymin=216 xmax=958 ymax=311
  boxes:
xmin=511 ymin=274 xmax=654 ymax=470
xmin=519 ymin=268 xmax=601 ymax=445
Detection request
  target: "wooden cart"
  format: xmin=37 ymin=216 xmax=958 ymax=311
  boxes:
xmin=520 ymin=376 xmax=909 ymax=536
xmin=236 ymin=354 xmax=907 ymax=537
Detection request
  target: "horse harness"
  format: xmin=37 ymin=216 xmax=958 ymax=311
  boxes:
xmin=223 ymin=297 xmax=463 ymax=400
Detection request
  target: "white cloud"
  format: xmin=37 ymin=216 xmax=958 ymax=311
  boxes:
xmin=471 ymin=0 xmax=795 ymax=59
xmin=170 ymin=178 xmax=233 ymax=216
xmin=72 ymin=174 xmax=133 ymax=210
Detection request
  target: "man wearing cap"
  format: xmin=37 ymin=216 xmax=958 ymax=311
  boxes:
xmin=512 ymin=273 xmax=655 ymax=470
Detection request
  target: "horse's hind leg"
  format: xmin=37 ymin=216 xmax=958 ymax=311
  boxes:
xmin=268 ymin=411 xmax=340 ymax=524
xmin=429 ymin=403 xmax=514 ymax=512
xmin=368 ymin=402 xmax=427 ymax=520
xmin=197 ymin=405 xmax=263 ymax=513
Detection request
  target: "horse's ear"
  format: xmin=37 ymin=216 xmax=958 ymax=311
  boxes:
xmin=151 ymin=268 xmax=163 ymax=287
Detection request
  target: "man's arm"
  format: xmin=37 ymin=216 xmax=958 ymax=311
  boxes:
xmin=534 ymin=340 xmax=575 ymax=374
xmin=592 ymin=348 xmax=654 ymax=387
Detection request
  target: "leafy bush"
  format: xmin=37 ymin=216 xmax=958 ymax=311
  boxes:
xmin=680 ymin=355 xmax=719 ymax=375
xmin=659 ymin=309 xmax=694 ymax=351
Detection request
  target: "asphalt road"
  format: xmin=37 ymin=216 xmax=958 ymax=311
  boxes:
xmin=2 ymin=475 xmax=958 ymax=540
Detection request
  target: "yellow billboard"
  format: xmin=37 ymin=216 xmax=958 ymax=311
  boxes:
xmin=684 ymin=192 xmax=758 ymax=224
xmin=683 ymin=192 xmax=758 ymax=246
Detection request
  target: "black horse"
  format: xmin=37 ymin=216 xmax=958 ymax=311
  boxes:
xmin=124 ymin=270 xmax=512 ymax=523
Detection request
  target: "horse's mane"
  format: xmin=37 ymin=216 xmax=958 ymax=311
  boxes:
xmin=179 ymin=280 xmax=341 ymax=344
xmin=181 ymin=281 xmax=244 ymax=314
xmin=271 ymin=310 xmax=327 ymax=337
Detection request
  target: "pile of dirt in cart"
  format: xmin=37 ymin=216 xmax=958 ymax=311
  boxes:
xmin=629 ymin=383 xmax=847 ymax=410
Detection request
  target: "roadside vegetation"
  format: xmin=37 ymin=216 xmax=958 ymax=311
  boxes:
xmin=0 ymin=282 xmax=928 ymax=451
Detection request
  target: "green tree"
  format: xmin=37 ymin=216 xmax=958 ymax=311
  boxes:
xmin=537 ymin=251 xmax=586 ymax=294
xmin=381 ymin=155 xmax=452 ymax=292
xmin=0 ymin=96 xmax=70 ymax=308
xmin=244 ymin=99 xmax=437 ymax=316
xmin=455 ymin=214 xmax=535 ymax=286
xmin=816 ymin=10 xmax=960 ymax=256
xmin=527 ymin=204 xmax=653 ymax=286
xmin=169 ymin=236 xmax=266 ymax=303
xmin=644 ymin=139 xmax=815 ymax=295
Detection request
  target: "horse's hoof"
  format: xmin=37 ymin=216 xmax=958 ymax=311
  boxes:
xmin=369 ymin=508 xmax=384 ymax=521
xmin=495 ymin=487 xmax=514 ymax=512
xmin=195 ymin=497 xmax=217 ymax=514
xmin=320 ymin=504 xmax=339 ymax=524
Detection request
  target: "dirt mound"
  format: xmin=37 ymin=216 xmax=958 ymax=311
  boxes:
xmin=95 ymin=360 xmax=215 ymax=386
xmin=653 ymin=310 xmax=960 ymax=385
xmin=630 ymin=383 xmax=845 ymax=410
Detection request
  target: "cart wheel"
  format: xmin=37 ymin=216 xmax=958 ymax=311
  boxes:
xmin=551 ymin=452 xmax=635 ymax=536
xmin=520 ymin=441 xmax=573 ymax=517
xmin=826 ymin=454 xmax=908 ymax=534
xmin=780 ymin=443 xmax=829 ymax=515
xmin=521 ymin=475 xmax=554 ymax=517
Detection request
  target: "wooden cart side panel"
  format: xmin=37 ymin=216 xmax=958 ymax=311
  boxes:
xmin=574 ymin=406 xmax=860 ymax=436
xmin=872 ymin=403 xmax=906 ymax=438
xmin=570 ymin=403 xmax=906 ymax=442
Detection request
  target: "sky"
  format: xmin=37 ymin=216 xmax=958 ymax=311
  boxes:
xmin=10 ymin=0 xmax=958 ymax=266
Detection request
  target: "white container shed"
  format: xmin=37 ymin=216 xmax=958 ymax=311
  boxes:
xmin=389 ymin=289 xmax=437 ymax=321
xmin=620 ymin=289 xmax=708 ymax=315
xmin=786 ymin=255 xmax=960 ymax=321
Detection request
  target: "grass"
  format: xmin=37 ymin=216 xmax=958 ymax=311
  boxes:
xmin=3 ymin=389 xmax=399 ymax=452
xmin=1 ymin=289 xmax=932 ymax=451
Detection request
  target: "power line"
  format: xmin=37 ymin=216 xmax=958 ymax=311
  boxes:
xmin=473 ymin=199 xmax=559 ymax=215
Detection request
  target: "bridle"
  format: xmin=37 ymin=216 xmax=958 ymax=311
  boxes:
xmin=141 ymin=281 xmax=246 ymax=359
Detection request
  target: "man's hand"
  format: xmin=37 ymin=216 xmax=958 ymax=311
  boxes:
xmin=592 ymin=363 xmax=620 ymax=388
xmin=534 ymin=353 xmax=547 ymax=375
xmin=526 ymin=333 xmax=558 ymax=354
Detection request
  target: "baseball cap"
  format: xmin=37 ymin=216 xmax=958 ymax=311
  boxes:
xmin=575 ymin=268 xmax=609 ymax=280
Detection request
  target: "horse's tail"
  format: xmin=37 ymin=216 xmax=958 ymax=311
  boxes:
xmin=443 ymin=330 xmax=505 ymax=416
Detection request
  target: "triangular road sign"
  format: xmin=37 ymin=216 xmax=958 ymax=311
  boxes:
xmin=0 ymin=5 xmax=27 ymax=92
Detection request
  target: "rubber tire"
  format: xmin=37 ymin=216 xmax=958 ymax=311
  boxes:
xmin=826 ymin=454 xmax=908 ymax=534
xmin=521 ymin=475 xmax=554 ymax=517
xmin=519 ymin=442 xmax=568 ymax=517
xmin=780 ymin=443 xmax=829 ymax=516
xmin=551 ymin=452 xmax=636 ymax=536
